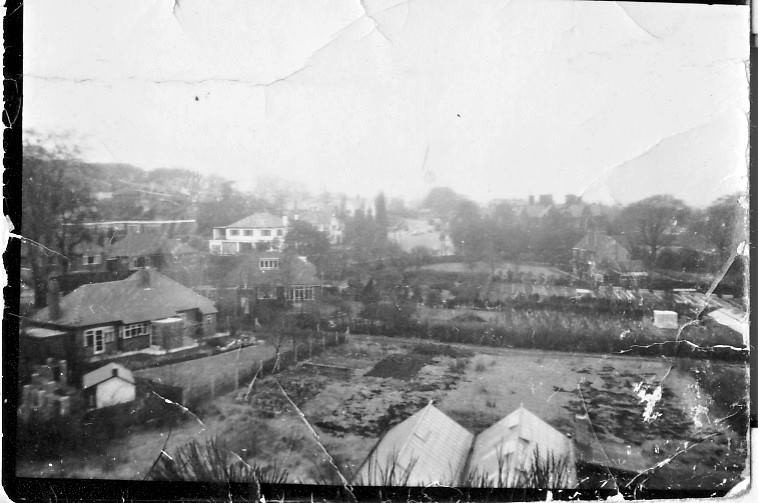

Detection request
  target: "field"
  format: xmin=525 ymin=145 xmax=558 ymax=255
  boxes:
xmin=18 ymin=336 xmax=748 ymax=491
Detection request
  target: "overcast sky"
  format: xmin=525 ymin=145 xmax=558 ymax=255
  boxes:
xmin=24 ymin=0 xmax=748 ymax=207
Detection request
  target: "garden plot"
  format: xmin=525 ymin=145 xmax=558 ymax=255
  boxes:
xmin=28 ymin=335 xmax=746 ymax=491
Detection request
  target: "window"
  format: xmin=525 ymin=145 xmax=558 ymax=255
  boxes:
xmin=229 ymin=229 xmax=240 ymax=236
xmin=243 ymin=229 xmax=253 ymax=237
xmin=259 ymin=258 xmax=280 ymax=270
xmin=82 ymin=254 xmax=102 ymax=265
xmin=276 ymin=229 xmax=284 ymax=236
xmin=287 ymin=286 xmax=314 ymax=301
xmin=122 ymin=322 xmax=151 ymax=339
xmin=84 ymin=326 xmax=114 ymax=353
xmin=261 ymin=229 xmax=272 ymax=237
xmin=94 ymin=333 xmax=105 ymax=354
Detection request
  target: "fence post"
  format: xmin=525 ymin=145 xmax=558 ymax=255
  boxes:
xmin=309 ymin=334 xmax=313 ymax=359
xmin=235 ymin=366 xmax=240 ymax=390
xmin=211 ymin=375 xmax=215 ymax=400
xmin=322 ymin=334 xmax=326 ymax=349
xmin=292 ymin=335 xmax=297 ymax=362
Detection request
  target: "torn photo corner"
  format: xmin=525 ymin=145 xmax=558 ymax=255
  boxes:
xmin=5 ymin=0 xmax=751 ymax=501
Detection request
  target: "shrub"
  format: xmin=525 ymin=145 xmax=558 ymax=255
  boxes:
xmin=147 ymin=436 xmax=289 ymax=484
xmin=447 ymin=358 xmax=468 ymax=374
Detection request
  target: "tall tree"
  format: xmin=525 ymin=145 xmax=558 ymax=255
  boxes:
xmin=701 ymin=194 xmax=745 ymax=262
xmin=449 ymin=199 xmax=487 ymax=262
xmin=284 ymin=220 xmax=331 ymax=273
xmin=421 ymin=186 xmax=463 ymax=218
xmin=619 ymin=194 xmax=690 ymax=264
xmin=374 ymin=192 xmax=388 ymax=243
xmin=22 ymin=141 xmax=96 ymax=306
xmin=195 ymin=181 xmax=263 ymax=236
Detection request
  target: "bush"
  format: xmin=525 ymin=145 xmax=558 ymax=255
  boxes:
xmin=147 ymin=436 xmax=289 ymax=484
xmin=447 ymin=358 xmax=468 ymax=374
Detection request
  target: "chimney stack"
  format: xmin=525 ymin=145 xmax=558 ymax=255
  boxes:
xmin=47 ymin=278 xmax=62 ymax=320
xmin=112 ymin=367 xmax=118 ymax=378
xmin=528 ymin=195 xmax=535 ymax=205
xmin=136 ymin=268 xmax=151 ymax=288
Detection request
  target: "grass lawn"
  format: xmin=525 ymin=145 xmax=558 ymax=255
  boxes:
xmin=20 ymin=335 xmax=747 ymax=491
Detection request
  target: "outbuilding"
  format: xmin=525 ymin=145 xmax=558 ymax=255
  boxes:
xmin=82 ymin=362 xmax=136 ymax=409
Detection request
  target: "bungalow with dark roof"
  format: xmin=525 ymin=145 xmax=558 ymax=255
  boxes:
xmin=24 ymin=269 xmax=218 ymax=364
xmin=209 ymin=212 xmax=288 ymax=254
xmin=223 ymin=251 xmax=322 ymax=305
xmin=106 ymin=232 xmax=200 ymax=271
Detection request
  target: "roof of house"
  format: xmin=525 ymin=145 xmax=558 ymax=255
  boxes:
xmin=222 ymin=252 xmax=321 ymax=288
xmin=354 ymin=403 xmax=474 ymax=486
xmin=221 ymin=212 xmax=285 ymax=229
xmin=294 ymin=210 xmax=335 ymax=228
xmin=71 ymin=241 xmax=106 ymax=255
xmin=108 ymin=233 xmax=199 ymax=258
xmin=32 ymin=269 xmax=217 ymax=327
xmin=108 ymin=233 xmax=166 ymax=257
xmin=467 ymin=406 xmax=577 ymax=488
xmin=82 ymin=363 xmax=135 ymax=389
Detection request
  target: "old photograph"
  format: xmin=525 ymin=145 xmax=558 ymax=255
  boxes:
xmin=6 ymin=0 xmax=751 ymax=499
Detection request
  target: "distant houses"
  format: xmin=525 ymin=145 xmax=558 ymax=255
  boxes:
xmin=355 ymin=403 xmax=577 ymax=488
xmin=64 ymin=219 xmax=198 ymax=238
xmin=571 ymin=231 xmax=642 ymax=281
xmin=23 ymin=269 xmax=218 ymax=364
xmin=208 ymin=211 xmax=345 ymax=254
xmin=106 ymin=232 xmax=200 ymax=272
xmin=209 ymin=212 xmax=288 ymax=254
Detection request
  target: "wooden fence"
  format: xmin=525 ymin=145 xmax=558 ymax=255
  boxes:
xmin=135 ymin=331 xmax=346 ymax=407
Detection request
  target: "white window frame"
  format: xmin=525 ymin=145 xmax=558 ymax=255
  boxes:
xmin=229 ymin=229 xmax=240 ymax=236
xmin=259 ymin=258 xmax=280 ymax=270
xmin=82 ymin=254 xmax=102 ymax=266
xmin=84 ymin=326 xmax=114 ymax=351
xmin=243 ymin=229 xmax=253 ymax=237
xmin=261 ymin=229 xmax=272 ymax=237
xmin=288 ymin=286 xmax=314 ymax=302
xmin=122 ymin=322 xmax=151 ymax=339
xmin=93 ymin=333 xmax=105 ymax=354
